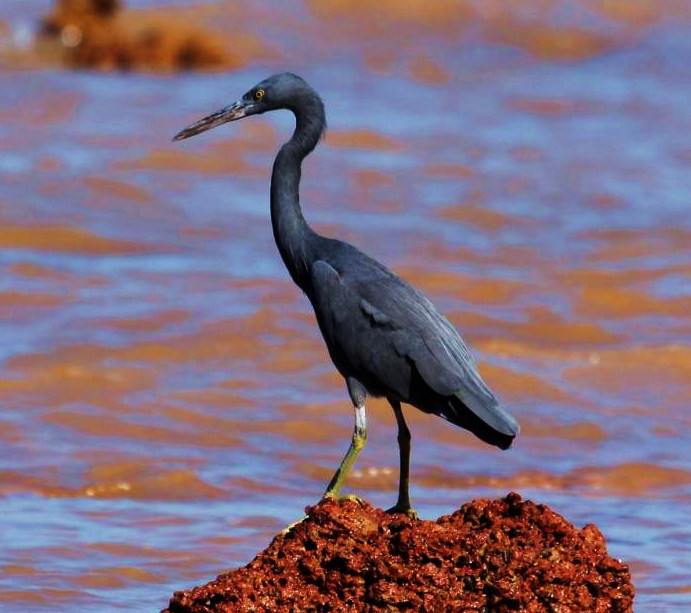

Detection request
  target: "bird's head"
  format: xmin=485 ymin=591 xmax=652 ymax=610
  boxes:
xmin=173 ymin=73 xmax=313 ymax=142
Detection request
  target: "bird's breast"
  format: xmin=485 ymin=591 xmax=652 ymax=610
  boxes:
xmin=309 ymin=298 xmax=413 ymax=401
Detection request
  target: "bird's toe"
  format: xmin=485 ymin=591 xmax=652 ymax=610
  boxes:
xmin=321 ymin=492 xmax=366 ymax=506
xmin=386 ymin=502 xmax=418 ymax=519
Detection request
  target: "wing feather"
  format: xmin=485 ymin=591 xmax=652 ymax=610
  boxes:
xmin=307 ymin=242 xmax=518 ymax=442
xmin=309 ymin=247 xmax=493 ymax=402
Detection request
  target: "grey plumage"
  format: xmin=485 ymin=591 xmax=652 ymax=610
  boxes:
xmin=174 ymin=73 xmax=519 ymax=513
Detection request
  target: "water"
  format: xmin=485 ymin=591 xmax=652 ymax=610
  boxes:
xmin=1 ymin=1 xmax=690 ymax=611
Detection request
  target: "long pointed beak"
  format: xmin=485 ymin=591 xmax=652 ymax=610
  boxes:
xmin=173 ymin=99 xmax=248 ymax=141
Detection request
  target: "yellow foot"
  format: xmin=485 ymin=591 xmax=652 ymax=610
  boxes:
xmin=386 ymin=502 xmax=418 ymax=519
xmin=322 ymin=492 xmax=366 ymax=505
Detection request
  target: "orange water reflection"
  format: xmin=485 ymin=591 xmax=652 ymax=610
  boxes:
xmin=0 ymin=223 xmax=151 ymax=254
xmin=1 ymin=0 xmax=690 ymax=611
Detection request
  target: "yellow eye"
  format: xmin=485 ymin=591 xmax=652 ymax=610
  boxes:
xmin=254 ymin=89 xmax=265 ymax=101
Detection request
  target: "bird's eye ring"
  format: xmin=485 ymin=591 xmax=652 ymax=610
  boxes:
xmin=254 ymin=89 xmax=265 ymax=101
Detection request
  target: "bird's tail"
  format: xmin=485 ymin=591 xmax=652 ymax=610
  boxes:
xmin=440 ymin=391 xmax=519 ymax=450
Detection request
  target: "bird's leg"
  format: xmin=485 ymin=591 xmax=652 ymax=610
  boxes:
xmin=323 ymin=402 xmax=367 ymax=499
xmin=386 ymin=400 xmax=417 ymax=518
xmin=323 ymin=379 xmax=368 ymax=500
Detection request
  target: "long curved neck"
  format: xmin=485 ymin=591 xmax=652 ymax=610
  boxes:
xmin=270 ymin=93 xmax=325 ymax=290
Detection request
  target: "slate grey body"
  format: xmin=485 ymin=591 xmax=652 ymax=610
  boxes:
xmin=174 ymin=73 xmax=519 ymax=511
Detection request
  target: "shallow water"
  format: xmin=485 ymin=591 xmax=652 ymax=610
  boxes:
xmin=1 ymin=1 xmax=690 ymax=611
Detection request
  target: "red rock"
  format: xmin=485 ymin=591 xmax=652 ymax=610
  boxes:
xmin=38 ymin=0 xmax=243 ymax=72
xmin=162 ymin=493 xmax=635 ymax=612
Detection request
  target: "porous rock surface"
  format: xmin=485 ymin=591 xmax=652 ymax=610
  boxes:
xmin=163 ymin=492 xmax=634 ymax=612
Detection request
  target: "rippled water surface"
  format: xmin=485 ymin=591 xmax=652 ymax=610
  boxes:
xmin=1 ymin=1 xmax=690 ymax=611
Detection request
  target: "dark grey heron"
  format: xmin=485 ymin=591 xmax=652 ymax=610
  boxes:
xmin=174 ymin=73 xmax=519 ymax=515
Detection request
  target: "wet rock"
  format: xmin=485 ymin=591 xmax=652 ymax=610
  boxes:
xmin=162 ymin=493 xmax=635 ymax=612
xmin=38 ymin=0 xmax=236 ymax=71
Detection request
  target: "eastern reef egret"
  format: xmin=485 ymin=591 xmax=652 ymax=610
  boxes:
xmin=174 ymin=73 xmax=519 ymax=515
